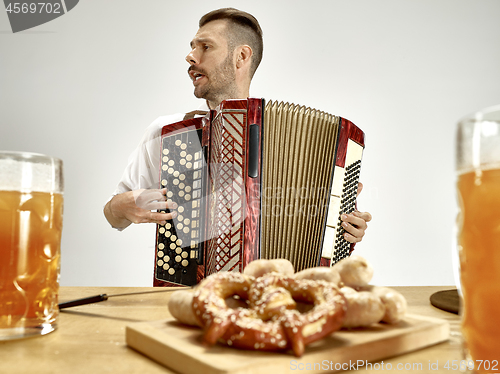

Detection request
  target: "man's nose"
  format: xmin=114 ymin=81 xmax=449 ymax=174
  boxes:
xmin=186 ymin=49 xmax=198 ymax=65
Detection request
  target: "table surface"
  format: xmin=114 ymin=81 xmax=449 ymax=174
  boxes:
xmin=0 ymin=286 xmax=462 ymax=374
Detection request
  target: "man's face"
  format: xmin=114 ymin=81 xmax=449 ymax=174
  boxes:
xmin=186 ymin=20 xmax=238 ymax=105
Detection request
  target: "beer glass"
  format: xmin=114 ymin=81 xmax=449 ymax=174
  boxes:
xmin=456 ymin=105 xmax=500 ymax=373
xmin=0 ymin=151 xmax=63 ymax=340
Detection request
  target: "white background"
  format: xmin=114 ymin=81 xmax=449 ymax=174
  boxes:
xmin=1 ymin=0 xmax=499 ymax=287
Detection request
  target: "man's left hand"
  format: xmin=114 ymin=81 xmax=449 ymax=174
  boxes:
xmin=341 ymin=182 xmax=372 ymax=244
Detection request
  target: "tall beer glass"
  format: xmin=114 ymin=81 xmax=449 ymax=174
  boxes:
xmin=0 ymin=151 xmax=63 ymax=340
xmin=456 ymin=105 xmax=500 ymax=373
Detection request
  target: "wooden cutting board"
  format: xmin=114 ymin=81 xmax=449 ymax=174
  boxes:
xmin=126 ymin=314 xmax=449 ymax=374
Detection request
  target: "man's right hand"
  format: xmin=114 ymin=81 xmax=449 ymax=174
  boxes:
xmin=104 ymin=188 xmax=178 ymax=229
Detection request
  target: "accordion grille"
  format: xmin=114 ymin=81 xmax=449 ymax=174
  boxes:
xmin=205 ymin=110 xmax=247 ymax=276
xmin=261 ymin=101 xmax=340 ymax=271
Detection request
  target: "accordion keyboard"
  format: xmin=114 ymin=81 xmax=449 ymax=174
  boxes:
xmin=322 ymin=139 xmax=364 ymax=264
xmin=155 ymin=128 xmax=206 ymax=286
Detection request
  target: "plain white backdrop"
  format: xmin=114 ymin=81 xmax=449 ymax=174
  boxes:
xmin=1 ymin=0 xmax=499 ymax=287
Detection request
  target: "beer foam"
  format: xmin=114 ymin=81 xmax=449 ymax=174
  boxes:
xmin=0 ymin=155 xmax=63 ymax=193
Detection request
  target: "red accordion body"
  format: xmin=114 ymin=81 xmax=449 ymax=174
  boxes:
xmin=153 ymin=98 xmax=364 ymax=287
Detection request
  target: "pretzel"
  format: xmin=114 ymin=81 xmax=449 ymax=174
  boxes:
xmin=366 ymin=286 xmax=407 ymax=324
xmin=340 ymin=287 xmax=386 ymax=328
xmin=192 ymin=272 xmax=254 ymax=344
xmin=332 ymin=255 xmax=373 ymax=288
xmin=192 ymin=272 xmax=346 ymax=357
xmin=168 ymin=289 xmax=201 ymax=327
xmin=294 ymin=266 xmax=341 ymax=287
xmin=243 ymin=258 xmax=294 ymax=278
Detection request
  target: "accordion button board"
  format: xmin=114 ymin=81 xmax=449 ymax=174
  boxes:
xmin=322 ymin=138 xmax=364 ymax=264
xmin=155 ymin=127 xmax=206 ymax=286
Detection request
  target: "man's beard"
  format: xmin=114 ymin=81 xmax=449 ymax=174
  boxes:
xmin=194 ymin=53 xmax=238 ymax=105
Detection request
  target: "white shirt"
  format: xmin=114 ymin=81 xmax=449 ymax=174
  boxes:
xmin=112 ymin=103 xmax=209 ymax=196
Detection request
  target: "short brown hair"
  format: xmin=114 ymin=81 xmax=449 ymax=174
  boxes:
xmin=199 ymin=8 xmax=263 ymax=78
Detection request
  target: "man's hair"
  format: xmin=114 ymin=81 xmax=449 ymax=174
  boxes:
xmin=199 ymin=8 xmax=263 ymax=78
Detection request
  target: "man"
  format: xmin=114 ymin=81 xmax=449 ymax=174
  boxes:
xmin=104 ymin=8 xmax=371 ymax=244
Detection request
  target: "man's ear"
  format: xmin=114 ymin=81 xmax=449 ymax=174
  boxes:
xmin=236 ymin=45 xmax=253 ymax=69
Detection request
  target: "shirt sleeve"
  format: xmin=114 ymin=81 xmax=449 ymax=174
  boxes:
xmin=106 ymin=102 xmax=209 ymax=230
xmin=112 ymin=113 xmax=186 ymax=196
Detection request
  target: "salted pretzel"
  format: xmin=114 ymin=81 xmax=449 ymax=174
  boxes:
xmin=192 ymin=272 xmax=346 ymax=357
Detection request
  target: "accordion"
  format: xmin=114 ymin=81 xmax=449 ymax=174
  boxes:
xmin=153 ymin=98 xmax=365 ymax=287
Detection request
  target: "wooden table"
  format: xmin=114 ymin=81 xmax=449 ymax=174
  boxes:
xmin=0 ymin=286 xmax=462 ymax=374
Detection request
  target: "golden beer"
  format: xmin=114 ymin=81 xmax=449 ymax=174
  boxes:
xmin=456 ymin=106 xmax=500 ymax=373
xmin=0 ymin=190 xmax=63 ymax=337
xmin=0 ymin=151 xmax=63 ymax=340
xmin=458 ymin=168 xmax=500 ymax=373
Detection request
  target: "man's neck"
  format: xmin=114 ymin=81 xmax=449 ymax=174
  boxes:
xmin=206 ymin=92 xmax=250 ymax=110
xmin=206 ymin=99 xmax=218 ymax=110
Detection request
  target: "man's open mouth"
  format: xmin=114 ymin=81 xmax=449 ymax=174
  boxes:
xmin=188 ymin=69 xmax=206 ymax=83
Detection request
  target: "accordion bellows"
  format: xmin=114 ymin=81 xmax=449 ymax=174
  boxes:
xmin=261 ymin=101 xmax=340 ymax=270
xmin=154 ymin=98 xmax=364 ymax=287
